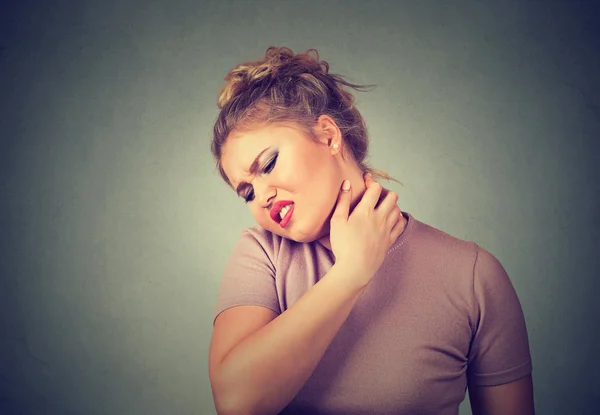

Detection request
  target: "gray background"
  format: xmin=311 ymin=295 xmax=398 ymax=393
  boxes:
xmin=1 ymin=0 xmax=599 ymax=414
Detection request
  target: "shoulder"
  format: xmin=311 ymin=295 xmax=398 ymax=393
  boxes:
xmin=409 ymin=215 xmax=480 ymax=266
xmin=233 ymin=225 xmax=306 ymax=265
xmin=411 ymin=218 xmax=514 ymax=294
xmin=235 ymin=225 xmax=281 ymax=251
xmin=239 ymin=225 xmax=277 ymax=245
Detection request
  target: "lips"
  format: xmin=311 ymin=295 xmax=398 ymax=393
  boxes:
xmin=270 ymin=200 xmax=294 ymax=224
xmin=279 ymin=204 xmax=295 ymax=228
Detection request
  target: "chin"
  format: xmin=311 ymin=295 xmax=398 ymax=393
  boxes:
xmin=288 ymin=232 xmax=320 ymax=244
xmin=288 ymin=218 xmax=330 ymax=244
xmin=290 ymin=204 xmax=334 ymax=243
xmin=259 ymin=203 xmax=334 ymax=243
xmin=259 ymin=218 xmax=326 ymax=244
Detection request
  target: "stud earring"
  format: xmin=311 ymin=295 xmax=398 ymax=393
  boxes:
xmin=332 ymin=143 xmax=339 ymax=151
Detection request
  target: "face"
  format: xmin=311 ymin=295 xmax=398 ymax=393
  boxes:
xmin=220 ymin=120 xmax=347 ymax=243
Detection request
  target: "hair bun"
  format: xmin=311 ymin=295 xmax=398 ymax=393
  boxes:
xmin=217 ymin=47 xmax=325 ymax=109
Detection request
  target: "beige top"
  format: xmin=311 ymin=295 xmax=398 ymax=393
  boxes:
xmin=213 ymin=211 xmax=532 ymax=414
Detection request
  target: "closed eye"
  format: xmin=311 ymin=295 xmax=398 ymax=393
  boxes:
xmin=244 ymin=154 xmax=278 ymax=203
xmin=263 ymin=155 xmax=277 ymax=174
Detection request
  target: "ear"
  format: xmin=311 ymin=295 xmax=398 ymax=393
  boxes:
xmin=314 ymin=115 xmax=343 ymax=154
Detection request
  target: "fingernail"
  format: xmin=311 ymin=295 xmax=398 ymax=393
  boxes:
xmin=342 ymin=180 xmax=351 ymax=191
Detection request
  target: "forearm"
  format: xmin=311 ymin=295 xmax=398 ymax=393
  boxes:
xmin=213 ymin=263 xmax=367 ymax=415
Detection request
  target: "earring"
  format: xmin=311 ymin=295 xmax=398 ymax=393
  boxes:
xmin=332 ymin=143 xmax=339 ymax=151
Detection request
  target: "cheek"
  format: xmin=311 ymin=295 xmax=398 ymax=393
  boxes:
xmin=250 ymin=208 xmax=273 ymax=231
xmin=276 ymin=168 xmax=296 ymax=187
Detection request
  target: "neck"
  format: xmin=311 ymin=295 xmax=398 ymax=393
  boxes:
xmin=317 ymin=235 xmax=333 ymax=251
xmin=317 ymin=175 xmax=406 ymax=252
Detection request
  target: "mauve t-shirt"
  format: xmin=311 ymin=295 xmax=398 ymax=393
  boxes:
xmin=213 ymin=211 xmax=532 ymax=415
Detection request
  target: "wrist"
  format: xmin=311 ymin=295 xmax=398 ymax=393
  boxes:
xmin=328 ymin=262 xmax=371 ymax=292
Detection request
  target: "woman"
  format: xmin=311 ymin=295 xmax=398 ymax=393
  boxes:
xmin=208 ymin=47 xmax=534 ymax=415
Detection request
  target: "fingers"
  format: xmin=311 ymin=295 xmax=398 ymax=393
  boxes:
xmin=387 ymin=204 xmax=402 ymax=230
xmin=357 ymin=173 xmax=383 ymax=212
xmin=366 ymin=173 xmax=391 ymax=209
xmin=331 ymin=179 xmax=352 ymax=222
xmin=390 ymin=207 xmax=406 ymax=241
xmin=377 ymin=188 xmax=398 ymax=215
xmin=365 ymin=174 xmax=402 ymax=234
xmin=359 ymin=172 xmax=405 ymax=243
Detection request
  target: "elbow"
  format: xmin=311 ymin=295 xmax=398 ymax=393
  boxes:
xmin=214 ymin=392 xmax=279 ymax=415
xmin=213 ymin=392 xmax=245 ymax=415
xmin=211 ymin=369 xmax=280 ymax=415
xmin=211 ymin=368 xmax=246 ymax=415
xmin=212 ymin=382 xmax=246 ymax=415
xmin=214 ymin=400 xmax=244 ymax=415
xmin=212 ymin=385 xmax=262 ymax=415
xmin=214 ymin=397 xmax=267 ymax=415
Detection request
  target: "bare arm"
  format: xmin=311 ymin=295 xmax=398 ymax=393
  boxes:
xmin=209 ymin=263 xmax=367 ymax=415
xmin=469 ymin=374 xmax=535 ymax=415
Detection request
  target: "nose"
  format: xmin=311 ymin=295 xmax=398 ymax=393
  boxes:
xmin=254 ymin=179 xmax=276 ymax=209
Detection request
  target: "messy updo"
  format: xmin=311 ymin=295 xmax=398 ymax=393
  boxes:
xmin=211 ymin=46 xmax=401 ymax=188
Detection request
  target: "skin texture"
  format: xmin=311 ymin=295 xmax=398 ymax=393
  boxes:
xmin=220 ymin=115 xmax=406 ymax=249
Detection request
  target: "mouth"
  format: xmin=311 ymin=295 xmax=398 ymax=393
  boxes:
xmin=270 ymin=200 xmax=295 ymax=228
xmin=279 ymin=203 xmax=295 ymax=228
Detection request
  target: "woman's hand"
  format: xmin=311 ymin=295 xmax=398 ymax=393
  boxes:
xmin=328 ymin=173 xmax=404 ymax=288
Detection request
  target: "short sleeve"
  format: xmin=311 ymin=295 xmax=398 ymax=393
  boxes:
xmin=466 ymin=245 xmax=533 ymax=387
xmin=212 ymin=229 xmax=281 ymax=325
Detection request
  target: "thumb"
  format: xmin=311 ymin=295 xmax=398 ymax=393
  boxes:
xmin=331 ymin=179 xmax=351 ymax=221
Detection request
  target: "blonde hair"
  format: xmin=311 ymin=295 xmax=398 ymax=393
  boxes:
xmin=211 ymin=46 xmax=402 ymax=188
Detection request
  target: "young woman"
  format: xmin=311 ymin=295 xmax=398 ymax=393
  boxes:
xmin=208 ymin=47 xmax=534 ymax=415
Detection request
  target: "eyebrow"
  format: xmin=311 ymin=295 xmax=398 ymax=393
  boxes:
xmin=234 ymin=147 xmax=272 ymax=196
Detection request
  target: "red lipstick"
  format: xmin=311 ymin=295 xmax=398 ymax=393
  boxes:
xmin=270 ymin=200 xmax=294 ymax=224
xmin=279 ymin=204 xmax=295 ymax=228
